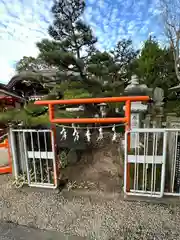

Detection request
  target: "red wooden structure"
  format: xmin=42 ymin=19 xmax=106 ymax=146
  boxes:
xmin=0 ymin=96 xmax=22 ymax=174
xmin=0 ymin=138 xmax=12 ymax=174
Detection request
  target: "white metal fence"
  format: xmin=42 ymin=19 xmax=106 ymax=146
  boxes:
xmin=165 ymin=129 xmax=180 ymax=196
xmin=9 ymin=128 xmax=58 ymax=189
xmin=124 ymin=128 xmax=180 ymax=198
xmin=8 ymin=126 xmax=180 ymax=195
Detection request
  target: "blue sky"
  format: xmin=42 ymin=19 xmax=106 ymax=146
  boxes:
xmin=0 ymin=0 xmax=163 ymax=83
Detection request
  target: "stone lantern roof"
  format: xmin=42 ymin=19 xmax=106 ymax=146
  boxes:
xmin=123 ymin=75 xmax=151 ymax=113
xmin=124 ymin=75 xmax=151 ymax=96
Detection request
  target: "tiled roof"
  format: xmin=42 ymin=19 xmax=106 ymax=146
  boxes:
xmin=0 ymin=88 xmax=25 ymax=101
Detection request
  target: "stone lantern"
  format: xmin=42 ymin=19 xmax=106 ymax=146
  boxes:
xmin=123 ymin=75 xmax=151 ymax=148
xmin=98 ymin=103 xmax=107 ymax=118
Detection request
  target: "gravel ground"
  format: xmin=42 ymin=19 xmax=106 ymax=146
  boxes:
xmin=0 ymin=176 xmax=180 ymax=240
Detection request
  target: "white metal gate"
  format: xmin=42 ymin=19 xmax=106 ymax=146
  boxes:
xmin=164 ymin=129 xmax=180 ymax=196
xmin=124 ymin=128 xmax=167 ymax=198
xmin=124 ymin=128 xmax=180 ymax=198
xmin=9 ymin=129 xmax=58 ymax=189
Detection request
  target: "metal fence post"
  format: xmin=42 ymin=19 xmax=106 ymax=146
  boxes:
xmin=161 ymin=130 xmax=168 ymax=197
xmin=9 ymin=128 xmax=19 ymax=179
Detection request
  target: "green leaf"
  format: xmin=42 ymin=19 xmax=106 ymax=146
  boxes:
xmin=64 ymin=89 xmax=92 ymax=99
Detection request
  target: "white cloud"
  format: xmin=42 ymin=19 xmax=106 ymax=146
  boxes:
xmin=127 ymin=21 xmax=137 ymax=31
xmin=0 ymin=0 xmax=52 ymax=83
xmin=0 ymin=39 xmax=40 ymax=84
xmin=0 ymin=0 xmax=164 ymax=83
xmin=0 ymin=60 xmax=16 ymax=84
xmin=97 ymin=0 xmax=107 ymax=9
xmin=139 ymin=25 xmax=149 ymax=35
xmin=0 ymin=40 xmax=39 ymax=60
xmin=148 ymin=7 xmax=162 ymax=16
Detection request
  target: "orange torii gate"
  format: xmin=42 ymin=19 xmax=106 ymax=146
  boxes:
xmin=35 ymin=95 xmax=150 ymax=192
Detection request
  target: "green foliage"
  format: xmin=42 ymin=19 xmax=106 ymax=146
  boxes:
xmin=34 ymin=0 xmax=102 ymax=104
xmin=0 ymin=109 xmax=19 ymax=123
xmin=24 ymin=102 xmax=48 ymax=116
xmin=135 ymin=37 xmax=164 ymax=85
xmin=16 ymin=56 xmax=38 ymax=72
xmin=37 ymin=0 xmax=96 ymax=72
xmin=0 ymin=107 xmax=49 ymax=127
xmin=64 ymin=89 xmax=92 ymax=99
xmin=16 ymin=56 xmax=49 ymax=72
xmin=87 ymin=40 xmax=138 ymax=97
xmin=28 ymin=114 xmax=50 ymax=126
xmin=111 ymin=39 xmax=139 ymax=78
xmin=88 ymin=39 xmax=138 ymax=83
xmin=134 ymin=37 xmax=178 ymax=93
xmin=164 ymin=99 xmax=180 ymax=115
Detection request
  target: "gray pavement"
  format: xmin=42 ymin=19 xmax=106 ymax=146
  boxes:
xmin=0 ymin=222 xmax=85 ymax=240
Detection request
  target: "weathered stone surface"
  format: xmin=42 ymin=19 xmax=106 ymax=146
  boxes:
xmin=67 ymin=149 xmax=78 ymax=164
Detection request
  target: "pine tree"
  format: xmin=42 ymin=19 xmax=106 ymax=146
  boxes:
xmin=135 ymin=37 xmax=178 ymax=93
xmin=3 ymin=0 xmax=139 ymax=126
xmin=36 ymin=0 xmax=100 ymax=97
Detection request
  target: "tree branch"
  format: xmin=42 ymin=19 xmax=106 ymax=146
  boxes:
xmin=161 ymin=0 xmax=180 ymax=81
